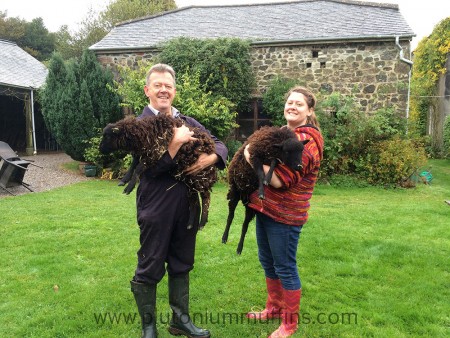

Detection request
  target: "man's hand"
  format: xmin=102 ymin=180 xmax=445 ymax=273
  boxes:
xmin=168 ymin=125 xmax=197 ymax=159
xmin=185 ymin=153 xmax=218 ymax=175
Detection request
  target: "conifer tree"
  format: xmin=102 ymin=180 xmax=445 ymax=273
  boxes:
xmin=40 ymin=50 xmax=121 ymax=161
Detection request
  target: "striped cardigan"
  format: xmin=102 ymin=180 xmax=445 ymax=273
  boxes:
xmin=248 ymin=125 xmax=324 ymax=226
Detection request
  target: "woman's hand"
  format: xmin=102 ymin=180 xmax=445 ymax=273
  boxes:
xmin=244 ymin=144 xmax=252 ymax=165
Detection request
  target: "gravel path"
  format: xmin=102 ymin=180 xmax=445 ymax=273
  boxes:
xmin=0 ymin=152 xmax=90 ymax=198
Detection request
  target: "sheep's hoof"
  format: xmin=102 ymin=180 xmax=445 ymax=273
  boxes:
xmin=118 ymin=181 xmax=125 ymax=186
xmin=222 ymin=237 xmax=228 ymax=244
xmin=263 ymin=180 xmax=269 ymax=185
xmin=258 ymin=194 xmax=265 ymax=200
xmin=187 ymin=224 xmax=193 ymax=230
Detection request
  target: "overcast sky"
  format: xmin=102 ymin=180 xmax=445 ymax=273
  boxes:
xmin=1 ymin=0 xmax=449 ymax=50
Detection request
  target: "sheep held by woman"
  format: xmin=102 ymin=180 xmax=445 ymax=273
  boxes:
xmin=99 ymin=114 xmax=217 ymax=229
xmin=222 ymin=126 xmax=308 ymax=254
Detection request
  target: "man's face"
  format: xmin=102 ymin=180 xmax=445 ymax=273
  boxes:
xmin=144 ymin=71 xmax=176 ymax=114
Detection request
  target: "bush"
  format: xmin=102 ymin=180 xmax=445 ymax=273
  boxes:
xmin=173 ymin=69 xmax=238 ymax=140
xmin=364 ymin=136 xmax=428 ymax=187
xmin=444 ymin=115 xmax=450 ymax=158
xmin=40 ymin=50 xmax=121 ymax=161
xmin=262 ymin=75 xmax=299 ymax=126
xmin=112 ymin=63 xmax=238 ymax=140
xmin=157 ymin=37 xmax=255 ymax=114
xmin=315 ymin=92 xmax=423 ymax=187
xmin=111 ymin=59 xmax=152 ymax=114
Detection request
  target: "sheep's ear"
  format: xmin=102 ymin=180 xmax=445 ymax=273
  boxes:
xmin=112 ymin=127 xmax=120 ymax=133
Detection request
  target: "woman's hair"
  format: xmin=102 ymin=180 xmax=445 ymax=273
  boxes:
xmin=285 ymin=86 xmax=320 ymax=129
xmin=146 ymin=63 xmax=176 ymax=86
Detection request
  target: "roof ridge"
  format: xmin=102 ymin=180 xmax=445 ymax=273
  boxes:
xmin=0 ymin=39 xmax=18 ymax=46
xmin=115 ymin=0 xmax=398 ymax=27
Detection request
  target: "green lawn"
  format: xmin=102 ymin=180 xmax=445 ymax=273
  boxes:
xmin=0 ymin=159 xmax=449 ymax=337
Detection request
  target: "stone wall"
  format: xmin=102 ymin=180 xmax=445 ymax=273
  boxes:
xmin=94 ymin=40 xmax=412 ymax=116
xmin=250 ymin=40 xmax=412 ymax=115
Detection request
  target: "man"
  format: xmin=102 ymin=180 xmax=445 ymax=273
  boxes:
xmin=130 ymin=63 xmax=228 ymax=338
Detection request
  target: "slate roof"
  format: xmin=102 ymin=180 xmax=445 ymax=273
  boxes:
xmin=90 ymin=0 xmax=415 ymax=52
xmin=0 ymin=39 xmax=48 ymax=90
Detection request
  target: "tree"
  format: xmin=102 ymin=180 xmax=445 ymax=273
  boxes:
xmin=157 ymin=37 xmax=255 ymax=114
xmin=55 ymin=0 xmax=177 ymax=60
xmin=101 ymin=0 xmax=176 ymax=29
xmin=20 ymin=18 xmax=55 ymax=60
xmin=0 ymin=11 xmax=25 ymax=42
xmin=40 ymin=51 xmax=121 ymax=161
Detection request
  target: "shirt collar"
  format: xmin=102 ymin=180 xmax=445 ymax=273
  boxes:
xmin=148 ymin=105 xmax=180 ymax=118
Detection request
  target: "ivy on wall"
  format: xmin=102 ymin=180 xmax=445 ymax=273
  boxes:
xmin=410 ymin=17 xmax=450 ymax=136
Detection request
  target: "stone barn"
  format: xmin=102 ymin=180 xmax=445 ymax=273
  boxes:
xmin=89 ymin=0 xmax=415 ymax=138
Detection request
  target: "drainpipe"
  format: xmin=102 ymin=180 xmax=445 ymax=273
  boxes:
xmin=395 ymin=36 xmax=413 ymax=131
xmin=30 ymin=88 xmax=37 ymax=155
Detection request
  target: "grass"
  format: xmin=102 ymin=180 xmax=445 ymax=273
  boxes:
xmin=0 ymin=159 xmax=449 ymax=337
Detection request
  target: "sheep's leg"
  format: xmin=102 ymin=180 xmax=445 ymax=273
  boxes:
xmin=118 ymin=155 xmax=139 ymax=186
xmin=252 ymin=158 xmax=266 ymax=199
xmin=264 ymin=159 xmax=278 ymax=186
xmin=187 ymin=193 xmax=200 ymax=230
xmin=236 ymin=205 xmax=256 ymax=255
xmin=222 ymin=187 xmax=240 ymax=244
xmin=123 ymin=161 xmax=144 ymax=195
xmin=198 ymin=191 xmax=211 ymax=230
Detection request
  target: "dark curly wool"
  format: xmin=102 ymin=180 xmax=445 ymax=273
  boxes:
xmin=99 ymin=114 xmax=217 ymax=229
xmin=222 ymin=126 xmax=307 ymax=254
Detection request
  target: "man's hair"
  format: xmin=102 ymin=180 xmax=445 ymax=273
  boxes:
xmin=146 ymin=63 xmax=176 ymax=86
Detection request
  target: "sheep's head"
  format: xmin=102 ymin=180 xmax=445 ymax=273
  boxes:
xmin=99 ymin=124 xmax=122 ymax=154
xmin=274 ymin=138 xmax=309 ymax=171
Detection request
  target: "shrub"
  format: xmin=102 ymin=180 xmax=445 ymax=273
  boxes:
xmin=40 ymin=50 xmax=121 ymax=161
xmin=444 ymin=115 xmax=450 ymax=158
xmin=157 ymin=37 xmax=255 ymax=114
xmin=84 ymin=130 xmax=129 ymax=178
xmin=111 ymin=59 xmax=152 ymax=114
xmin=112 ymin=63 xmax=238 ymax=140
xmin=364 ymin=136 xmax=428 ymax=187
xmin=262 ymin=75 xmax=298 ymax=126
xmin=173 ymin=69 xmax=238 ymax=140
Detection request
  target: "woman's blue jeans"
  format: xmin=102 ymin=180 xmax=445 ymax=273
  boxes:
xmin=256 ymin=212 xmax=302 ymax=290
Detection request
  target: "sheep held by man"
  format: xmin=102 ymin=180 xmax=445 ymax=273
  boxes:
xmin=222 ymin=126 xmax=308 ymax=254
xmin=99 ymin=114 xmax=217 ymax=229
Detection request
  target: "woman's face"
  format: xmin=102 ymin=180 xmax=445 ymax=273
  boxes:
xmin=284 ymin=92 xmax=313 ymax=129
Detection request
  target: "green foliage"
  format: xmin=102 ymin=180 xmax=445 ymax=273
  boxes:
xmin=112 ymin=63 xmax=238 ymax=140
xmin=54 ymin=1 xmax=176 ymax=60
xmin=101 ymin=0 xmax=177 ymax=29
xmin=84 ymin=130 xmax=128 ymax=177
xmin=262 ymin=75 xmax=298 ymax=126
xmin=157 ymin=37 xmax=255 ymax=113
xmin=112 ymin=59 xmax=152 ymax=113
xmin=40 ymin=50 xmax=121 ymax=161
xmin=173 ymin=69 xmax=238 ymax=140
xmin=444 ymin=115 xmax=450 ymax=158
xmin=364 ymin=136 xmax=428 ymax=187
xmin=410 ymin=17 xmax=450 ymax=137
xmin=0 ymin=12 xmax=55 ymax=61
xmin=316 ymin=92 xmax=418 ymax=186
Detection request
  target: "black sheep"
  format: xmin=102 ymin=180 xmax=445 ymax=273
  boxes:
xmin=99 ymin=114 xmax=217 ymax=229
xmin=222 ymin=126 xmax=308 ymax=254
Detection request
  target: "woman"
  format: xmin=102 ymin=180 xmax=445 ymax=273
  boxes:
xmin=245 ymin=86 xmax=323 ymax=338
